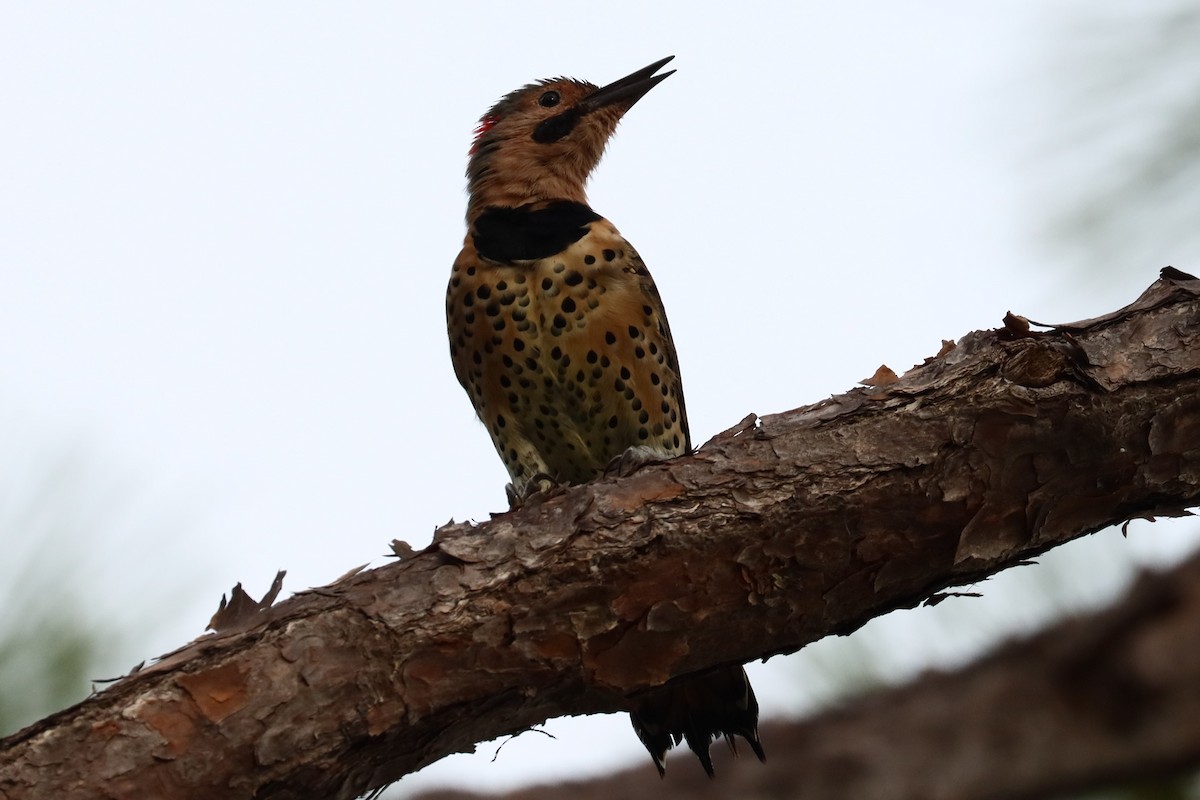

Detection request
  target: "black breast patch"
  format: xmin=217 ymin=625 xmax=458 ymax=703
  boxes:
xmin=474 ymin=201 xmax=601 ymax=262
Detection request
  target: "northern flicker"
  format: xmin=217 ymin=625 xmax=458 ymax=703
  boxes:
xmin=446 ymin=56 xmax=765 ymax=777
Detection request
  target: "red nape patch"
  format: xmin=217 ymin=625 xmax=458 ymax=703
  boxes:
xmin=470 ymin=115 xmax=499 ymax=155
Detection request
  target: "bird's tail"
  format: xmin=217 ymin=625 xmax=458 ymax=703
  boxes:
xmin=630 ymin=665 xmax=765 ymax=777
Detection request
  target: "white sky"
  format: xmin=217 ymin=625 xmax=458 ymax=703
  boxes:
xmin=1 ymin=2 xmax=1196 ymax=796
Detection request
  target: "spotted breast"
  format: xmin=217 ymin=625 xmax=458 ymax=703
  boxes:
xmin=447 ymin=199 xmax=688 ymax=498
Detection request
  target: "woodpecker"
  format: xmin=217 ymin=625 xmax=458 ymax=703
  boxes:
xmin=446 ymin=56 xmax=765 ymax=777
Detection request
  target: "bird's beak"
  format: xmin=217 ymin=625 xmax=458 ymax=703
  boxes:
xmin=579 ymin=56 xmax=675 ymax=114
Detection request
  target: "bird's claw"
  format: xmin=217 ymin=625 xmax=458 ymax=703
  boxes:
xmin=506 ymin=473 xmax=564 ymax=510
xmin=605 ymin=445 xmax=666 ymax=479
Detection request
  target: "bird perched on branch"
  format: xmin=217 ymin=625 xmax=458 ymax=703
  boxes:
xmin=446 ymin=55 xmax=764 ymax=777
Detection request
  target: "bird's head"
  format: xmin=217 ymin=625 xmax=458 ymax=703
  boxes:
xmin=465 ymin=56 xmax=674 ymax=222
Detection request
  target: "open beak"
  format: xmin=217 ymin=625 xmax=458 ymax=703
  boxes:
xmin=579 ymin=55 xmax=675 ymax=114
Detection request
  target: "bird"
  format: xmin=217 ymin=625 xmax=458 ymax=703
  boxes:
xmin=445 ymin=56 xmax=765 ymax=777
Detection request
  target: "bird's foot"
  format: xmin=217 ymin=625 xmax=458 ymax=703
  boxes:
xmin=506 ymin=473 xmax=564 ymax=510
xmin=605 ymin=445 xmax=669 ymax=480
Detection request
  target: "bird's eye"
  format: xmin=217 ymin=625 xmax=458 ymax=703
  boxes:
xmin=538 ymin=90 xmax=561 ymax=108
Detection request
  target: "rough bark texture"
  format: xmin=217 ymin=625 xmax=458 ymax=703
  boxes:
xmin=2 ymin=271 xmax=1199 ymax=800
xmin=408 ymin=550 xmax=1200 ymax=800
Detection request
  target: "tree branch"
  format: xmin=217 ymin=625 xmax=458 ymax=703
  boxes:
xmin=408 ymin=548 xmax=1200 ymax=800
xmin=2 ymin=270 xmax=1199 ymax=800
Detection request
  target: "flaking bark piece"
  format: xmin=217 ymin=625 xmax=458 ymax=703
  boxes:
xmin=861 ymin=364 xmax=899 ymax=387
xmin=389 ymin=539 xmax=417 ymax=559
xmin=207 ymin=570 xmax=287 ymax=633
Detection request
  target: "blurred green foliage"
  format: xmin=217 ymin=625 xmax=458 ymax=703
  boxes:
xmin=0 ymin=444 xmax=166 ymax=736
xmin=1038 ymin=4 xmax=1200 ymax=280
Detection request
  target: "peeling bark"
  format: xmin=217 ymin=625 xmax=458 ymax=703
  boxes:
xmin=1 ymin=270 xmax=1199 ymax=800
xmin=408 ymin=550 xmax=1200 ymax=800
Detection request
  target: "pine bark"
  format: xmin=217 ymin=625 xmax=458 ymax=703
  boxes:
xmin=409 ymin=548 xmax=1200 ymax=800
xmin=2 ymin=270 xmax=1198 ymax=800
